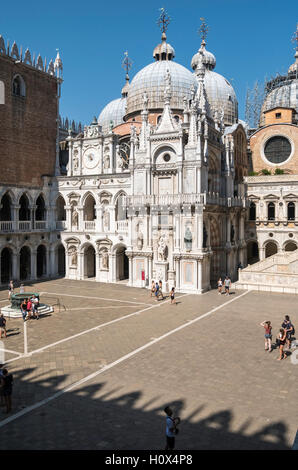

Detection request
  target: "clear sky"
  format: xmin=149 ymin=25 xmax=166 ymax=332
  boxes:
xmin=0 ymin=0 xmax=297 ymax=126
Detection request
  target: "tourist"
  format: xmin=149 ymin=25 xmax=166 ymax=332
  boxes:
xmin=217 ymin=277 xmax=223 ymax=295
xmin=282 ymin=315 xmax=294 ymax=349
xmin=26 ymin=297 xmax=32 ymax=320
xmin=224 ymin=276 xmax=231 ymax=296
xmin=31 ymin=295 xmax=39 ymax=320
xmin=276 ymin=328 xmax=287 ymax=361
xmin=0 ymin=314 xmax=6 ymax=339
xmin=1 ymin=368 xmax=13 ymax=413
xmin=155 ymin=282 xmax=159 ymax=301
xmin=170 ymin=287 xmax=176 ymax=305
xmin=164 ymin=406 xmax=180 ymax=451
xmin=19 ymin=284 xmax=25 ymax=294
xmin=151 ymin=280 xmax=155 ymax=298
xmin=20 ymin=298 xmax=27 ymax=321
xmin=8 ymin=280 xmax=14 ymax=300
xmin=158 ymin=280 xmax=164 ymax=300
xmin=260 ymin=320 xmax=272 ymax=352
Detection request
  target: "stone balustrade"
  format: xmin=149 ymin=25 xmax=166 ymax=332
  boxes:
xmin=124 ymin=193 xmax=247 ymax=208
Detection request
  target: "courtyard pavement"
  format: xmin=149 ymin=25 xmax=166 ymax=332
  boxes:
xmin=0 ymin=279 xmax=297 ymax=450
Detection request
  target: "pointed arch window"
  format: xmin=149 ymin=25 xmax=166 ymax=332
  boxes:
xmin=267 ymin=202 xmax=275 ymax=221
xmin=287 ymin=202 xmax=295 ymax=221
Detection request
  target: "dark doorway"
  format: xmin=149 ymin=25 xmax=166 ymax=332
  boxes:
xmin=124 ymin=252 xmax=129 ymax=279
xmin=37 ymin=245 xmax=47 ymax=278
xmin=1 ymin=248 xmax=12 ymax=284
xmin=20 ymin=246 xmax=31 ymax=280
xmin=247 ymin=241 xmax=259 ymax=265
xmin=58 ymin=244 xmax=65 ymax=276
xmin=84 ymin=245 xmax=95 ymax=278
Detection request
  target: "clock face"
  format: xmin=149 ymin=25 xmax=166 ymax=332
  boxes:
xmin=83 ymin=150 xmax=99 ymax=169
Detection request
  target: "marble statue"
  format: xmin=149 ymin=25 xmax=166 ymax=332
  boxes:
xmin=184 ymin=226 xmax=193 ymax=251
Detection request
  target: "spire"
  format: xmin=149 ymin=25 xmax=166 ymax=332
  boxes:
xmin=121 ymin=51 xmax=132 ymax=97
xmin=153 ymin=8 xmax=175 ymax=61
xmin=289 ymin=23 xmax=298 ymax=75
xmin=54 ymin=49 xmax=63 ymax=79
xmin=154 ymin=69 xmax=178 ymax=134
xmin=191 ymin=18 xmax=216 ymax=71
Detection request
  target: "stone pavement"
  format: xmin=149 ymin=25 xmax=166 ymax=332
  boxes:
xmin=0 ymin=279 xmax=297 ymax=450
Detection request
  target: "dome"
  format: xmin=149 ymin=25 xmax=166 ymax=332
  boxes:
xmin=191 ymin=41 xmax=216 ymax=71
xmin=98 ymin=97 xmax=127 ymax=134
xmin=288 ymin=51 xmax=298 ymax=75
xmin=201 ymin=70 xmax=238 ymax=126
xmin=126 ymin=60 xmax=197 ymax=116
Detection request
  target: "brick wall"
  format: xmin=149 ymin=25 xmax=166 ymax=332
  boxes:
xmin=0 ymin=54 xmax=58 ymax=187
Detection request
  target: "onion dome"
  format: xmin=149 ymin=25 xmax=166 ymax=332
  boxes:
xmin=153 ymin=32 xmax=175 ymax=61
xmin=191 ymin=40 xmax=216 ymax=71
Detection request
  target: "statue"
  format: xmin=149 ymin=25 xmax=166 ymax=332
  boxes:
xmin=102 ymin=251 xmax=109 ymax=269
xmin=184 ymin=226 xmax=193 ymax=251
xmin=73 ymin=150 xmax=79 ymax=170
xmin=71 ymin=208 xmax=78 ymax=228
xmin=103 ymin=210 xmax=110 ymax=231
xmin=104 ymin=155 xmax=110 ymax=169
xmin=69 ymin=246 xmax=77 ymax=266
xmin=137 ymin=231 xmax=144 ymax=250
xmin=158 ymin=233 xmax=167 ymax=261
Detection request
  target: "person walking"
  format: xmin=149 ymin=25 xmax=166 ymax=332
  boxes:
xmin=0 ymin=314 xmax=7 ymax=339
xmin=155 ymin=282 xmax=159 ymax=301
xmin=31 ymin=295 xmax=39 ymax=320
xmin=224 ymin=276 xmax=231 ymax=296
xmin=1 ymin=368 xmax=13 ymax=413
xmin=276 ymin=328 xmax=287 ymax=360
xmin=282 ymin=315 xmax=294 ymax=349
xmin=217 ymin=277 xmax=223 ymax=295
xmin=151 ymin=280 xmax=155 ymax=298
xmin=170 ymin=287 xmax=176 ymax=305
xmin=260 ymin=321 xmax=272 ymax=352
xmin=164 ymin=406 xmax=180 ymax=451
xmin=158 ymin=280 xmax=164 ymax=300
xmin=20 ymin=298 xmax=27 ymax=321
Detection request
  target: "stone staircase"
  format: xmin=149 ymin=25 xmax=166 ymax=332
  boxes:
xmin=1 ymin=303 xmax=54 ymax=319
xmin=235 ymin=250 xmax=298 ymax=294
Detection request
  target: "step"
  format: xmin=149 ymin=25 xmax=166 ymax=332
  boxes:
xmin=0 ymin=304 xmax=54 ymax=319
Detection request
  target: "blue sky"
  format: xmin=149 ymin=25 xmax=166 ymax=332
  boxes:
xmin=0 ymin=0 xmax=297 ymax=125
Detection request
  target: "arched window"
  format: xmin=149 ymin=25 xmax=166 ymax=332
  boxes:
xmin=35 ymin=195 xmax=46 ymax=221
xmin=19 ymin=194 xmax=30 ymax=221
xmin=0 ymin=193 xmax=12 ymax=221
xmin=287 ymin=202 xmax=295 ymax=221
xmin=249 ymin=202 xmax=256 ymax=221
xmin=267 ymin=202 xmax=275 ymax=221
xmin=115 ymin=193 xmax=127 ymax=221
xmin=83 ymin=194 xmax=96 ymax=221
xmin=12 ymin=75 xmax=25 ymax=97
xmin=56 ymin=195 xmax=66 ymax=221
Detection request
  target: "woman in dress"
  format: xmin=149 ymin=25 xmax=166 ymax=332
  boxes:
xmin=217 ymin=278 xmax=223 ymax=295
xmin=277 ymin=328 xmax=287 ymax=361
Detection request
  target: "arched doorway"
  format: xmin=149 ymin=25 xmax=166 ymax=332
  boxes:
xmin=247 ymin=241 xmax=259 ymax=264
xmin=116 ymin=245 xmax=129 ymax=281
xmin=57 ymin=244 xmax=65 ymax=276
xmin=37 ymin=245 xmax=47 ymax=278
xmin=1 ymin=248 xmax=12 ymax=284
xmin=20 ymin=246 xmax=31 ymax=280
xmin=265 ymin=242 xmax=278 ymax=258
xmin=84 ymin=245 xmax=95 ymax=278
xmin=284 ymin=242 xmax=297 ymax=252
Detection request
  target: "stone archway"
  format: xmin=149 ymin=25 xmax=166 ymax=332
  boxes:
xmin=115 ymin=245 xmax=129 ymax=281
xmin=84 ymin=245 xmax=95 ymax=278
xmin=284 ymin=241 xmax=297 ymax=252
xmin=20 ymin=246 xmax=31 ymax=280
xmin=1 ymin=247 xmax=13 ymax=284
xmin=265 ymin=241 xmax=278 ymax=258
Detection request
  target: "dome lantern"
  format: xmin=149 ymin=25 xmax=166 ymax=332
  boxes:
xmin=153 ymin=8 xmax=175 ymax=61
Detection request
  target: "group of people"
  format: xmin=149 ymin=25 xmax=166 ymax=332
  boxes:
xmin=20 ymin=295 xmax=40 ymax=321
xmin=217 ymin=276 xmax=232 ymax=296
xmin=260 ymin=315 xmax=295 ymax=360
xmin=0 ymin=364 xmax=13 ymax=414
xmin=151 ymin=280 xmax=176 ymax=305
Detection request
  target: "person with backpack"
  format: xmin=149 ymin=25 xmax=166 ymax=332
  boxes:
xmin=282 ymin=315 xmax=295 ymax=349
xmin=1 ymin=368 xmax=13 ymax=413
xmin=164 ymin=406 xmax=180 ymax=450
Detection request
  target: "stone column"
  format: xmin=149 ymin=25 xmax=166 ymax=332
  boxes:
xmin=79 ymin=252 xmax=84 ymax=280
xmin=197 ymin=259 xmax=202 ymax=293
xmin=31 ymin=250 xmax=37 ymax=280
xmin=49 ymin=246 xmax=57 ymax=277
xmin=95 ymin=250 xmax=101 ymax=281
xmin=95 ymin=205 xmax=103 ymax=233
xmin=46 ymin=247 xmax=51 ymax=277
xmin=109 ymin=207 xmax=116 ymax=233
xmin=12 ymin=252 xmax=19 ymax=281
xmin=128 ymin=256 xmax=133 ymax=286
xmin=77 ymin=207 xmax=84 ymax=232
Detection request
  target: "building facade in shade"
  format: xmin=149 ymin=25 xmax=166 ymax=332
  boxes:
xmin=245 ymin=29 xmax=298 ymax=266
xmin=57 ymin=18 xmax=248 ymax=294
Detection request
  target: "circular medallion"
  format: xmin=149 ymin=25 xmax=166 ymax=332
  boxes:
xmin=83 ymin=150 xmax=99 ymax=169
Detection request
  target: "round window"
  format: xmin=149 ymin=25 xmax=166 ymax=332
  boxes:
xmin=264 ymin=136 xmax=291 ymax=164
xmin=163 ymin=154 xmax=171 ymax=162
